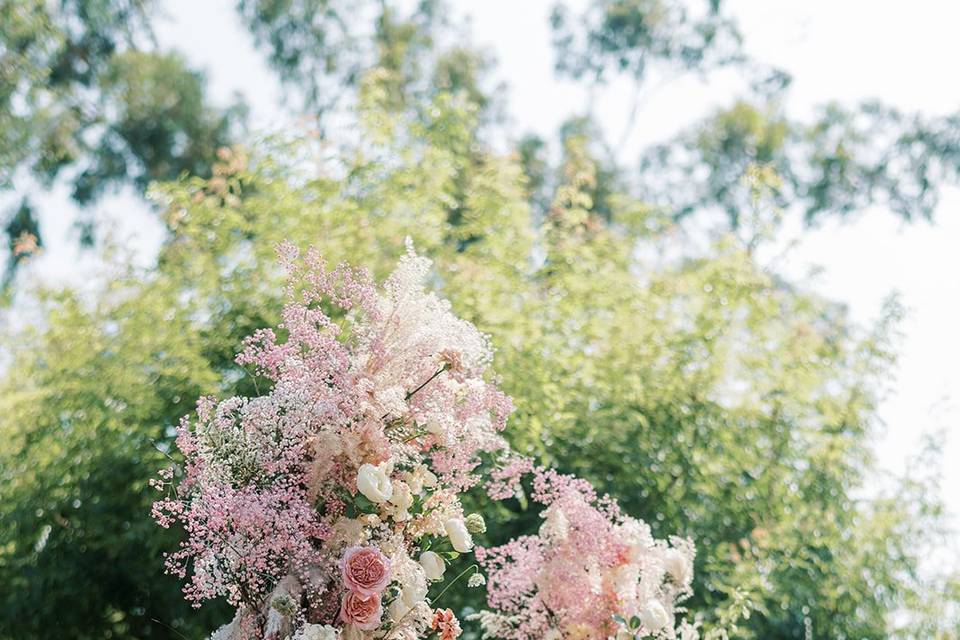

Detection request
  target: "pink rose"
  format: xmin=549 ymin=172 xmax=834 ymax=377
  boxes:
xmin=339 ymin=590 xmax=383 ymax=630
xmin=340 ymin=546 xmax=391 ymax=596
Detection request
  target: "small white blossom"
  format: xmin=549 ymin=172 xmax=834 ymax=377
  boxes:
xmin=401 ymin=571 xmax=428 ymax=607
xmin=296 ymin=624 xmax=339 ymax=640
xmin=389 ymin=597 xmax=412 ymax=622
xmin=467 ymin=572 xmax=486 ymax=588
xmin=388 ymin=480 xmax=414 ymax=521
xmin=663 ymin=548 xmax=692 ymax=586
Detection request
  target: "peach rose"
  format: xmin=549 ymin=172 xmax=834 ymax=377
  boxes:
xmin=339 ymin=590 xmax=383 ymax=631
xmin=340 ymin=546 xmax=391 ymax=596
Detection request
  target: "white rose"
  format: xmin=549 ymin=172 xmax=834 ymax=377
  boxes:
xmin=404 ymin=465 xmax=438 ymax=495
xmin=615 ymin=631 xmax=635 ymax=640
xmin=639 ymin=600 xmax=670 ymax=632
xmin=404 ymin=472 xmax=424 ymax=495
xmin=419 ymin=551 xmax=446 ymax=581
xmin=299 ymin=623 xmax=339 ymax=640
xmin=385 ymin=481 xmax=413 ymax=522
xmin=357 ymin=462 xmax=393 ymax=503
xmin=664 ymin=548 xmax=691 ymax=585
xmin=444 ymin=518 xmax=474 ymax=553
xmin=544 ymin=630 xmax=563 ymax=640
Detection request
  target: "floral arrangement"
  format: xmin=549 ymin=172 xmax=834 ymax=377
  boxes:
xmin=153 ymin=242 xmax=511 ymax=639
xmin=152 ymin=242 xmax=698 ymax=640
xmin=474 ymin=466 xmax=697 ymax=640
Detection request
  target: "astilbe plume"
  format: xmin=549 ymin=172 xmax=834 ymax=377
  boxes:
xmin=153 ymin=241 xmax=512 ymax=639
xmin=474 ymin=466 xmax=698 ymax=640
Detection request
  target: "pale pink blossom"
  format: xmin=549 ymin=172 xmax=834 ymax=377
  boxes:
xmin=152 ymin=245 xmax=520 ymax=638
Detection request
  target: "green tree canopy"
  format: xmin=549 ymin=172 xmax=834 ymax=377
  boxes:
xmin=5 ymin=0 xmax=960 ymax=288
xmin=3 ymin=2 xmax=960 ymax=639
xmin=550 ymin=0 xmax=744 ymax=83
xmin=638 ymin=99 xmax=960 ymax=226
xmin=0 ymin=0 xmax=244 ymax=282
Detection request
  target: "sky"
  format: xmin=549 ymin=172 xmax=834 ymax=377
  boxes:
xmin=18 ymin=0 xmax=960 ymax=524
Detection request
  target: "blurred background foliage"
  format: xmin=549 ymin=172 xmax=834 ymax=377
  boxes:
xmin=2 ymin=1 xmax=959 ymax=639
xmin=0 ymin=0 xmax=245 ymax=284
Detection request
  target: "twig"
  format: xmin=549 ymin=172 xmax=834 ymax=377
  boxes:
xmin=406 ymin=363 xmax=450 ymax=401
xmin=380 ymin=363 xmax=450 ymax=421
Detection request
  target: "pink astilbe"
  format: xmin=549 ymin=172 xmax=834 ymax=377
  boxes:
xmin=485 ymin=455 xmax=535 ymax=501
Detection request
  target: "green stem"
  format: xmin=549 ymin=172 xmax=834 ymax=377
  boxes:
xmin=431 ymin=564 xmax=480 ymax=607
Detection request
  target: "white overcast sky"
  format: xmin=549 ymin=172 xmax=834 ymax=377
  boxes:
xmin=18 ymin=0 xmax=960 ymax=525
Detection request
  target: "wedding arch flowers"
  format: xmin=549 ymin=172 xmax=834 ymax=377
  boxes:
xmin=152 ymin=242 xmax=698 ymax=640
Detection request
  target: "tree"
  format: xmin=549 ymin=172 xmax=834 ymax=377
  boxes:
xmin=0 ymin=0 xmax=244 ymax=284
xmin=4 ymin=2 xmax=960 ymax=639
xmin=0 ymin=278 xmax=231 ymax=638
xmin=638 ymin=99 xmax=960 ymax=227
xmin=237 ymin=0 xmax=497 ymax=121
xmin=6 ymin=0 xmax=959 ymax=289
xmin=3 ymin=79 xmax=957 ymax=638
xmin=550 ymin=0 xmax=960 ymax=228
xmin=550 ymin=0 xmax=744 ymax=83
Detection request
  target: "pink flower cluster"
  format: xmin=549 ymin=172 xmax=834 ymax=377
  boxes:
xmin=475 ymin=465 xmax=698 ymax=640
xmin=152 ymin=241 xmax=700 ymax=640
xmin=152 ymin=242 xmax=510 ymax=639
